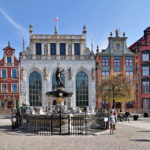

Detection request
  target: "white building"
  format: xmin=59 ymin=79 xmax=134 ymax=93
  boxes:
xmin=19 ymin=25 xmax=96 ymax=112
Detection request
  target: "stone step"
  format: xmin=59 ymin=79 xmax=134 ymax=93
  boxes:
xmin=0 ymin=109 xmax=11 ymax=114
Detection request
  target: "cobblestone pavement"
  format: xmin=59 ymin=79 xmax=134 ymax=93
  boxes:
xmin=0 ymin=119 xmax=150 ymax=150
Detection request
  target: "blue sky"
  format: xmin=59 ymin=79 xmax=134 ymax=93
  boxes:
xmin=0 ymin=0 xmax=150 ymax=58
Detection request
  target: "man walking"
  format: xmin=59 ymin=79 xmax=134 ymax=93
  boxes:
xmin=125 ymin=111 xmax=130 ymax=122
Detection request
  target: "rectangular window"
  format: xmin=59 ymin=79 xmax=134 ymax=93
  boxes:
xmin=102 ymin=59 xmax=109 ymax=66
xmin=142 ymin=98 xmax=150 ymax=109
xmin=126 ymin=71 xmax=133 ymax=81
xmin=50 ymin=43 xmax=56 ymax=55
xmin=142 ymin=54 xmax=149 ymax=61
xmin=2 ymin=69 xmax=7 ymax=78
xmin=60 ymin=43 xmax=66 ymax=55
xmin=1 ymin=101 xmax=5 ymax=108
xmin=7 ymin=57 xmax=12 ymax=63
xmin=114 ymin=59 xmax=120 ymax=66
xmin=36 ymin=43 xmax=42 ymax=55
xmin=114 ymin=71 xmax=120 ymax=75
xmin=2 ymin=84 xmax=7 ymax=92
xmin=142 ymin=81 xmax=149 ymax=93
xmin=74 ymin=43 xmax=80 ymax=55
xmin=126 ymin=101 xmax=133 ymax=108
xmin=102 ymin=71 xmax=109 ymax=79
xmin=12 ymin=69 xmax=17 ymax=78
xmin=126 ymin=59 xmax=133 ymax=66
xmin=142 ymin=66 xmax=149 ymax=76
xmin=12 ymin=84 xmax=17 ymax=92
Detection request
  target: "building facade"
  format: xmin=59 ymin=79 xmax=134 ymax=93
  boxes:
xmin=129 ymin=27 xmax=150 ymax=109
xmin=0 ymin=42 xmax=20 ymax=111
xmin=19 ymin=25 xmax=96 ymax=112
xmin=96 ymin=30 xmax=136 ymax=110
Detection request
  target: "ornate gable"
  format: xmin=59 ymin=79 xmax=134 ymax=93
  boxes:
xmin=101 ymin=30 xmax=135 ymax=56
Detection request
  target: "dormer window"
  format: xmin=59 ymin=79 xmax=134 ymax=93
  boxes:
xmin=7 ymin=57 xmax=12 ymax=63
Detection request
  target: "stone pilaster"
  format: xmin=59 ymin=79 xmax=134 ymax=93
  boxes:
xmin=48 ymin=43 xmax=50 ymax=55
xmin=110 ymin=55 xmax=114 ymax=75
xmin=56 ymin=42 xmax=59 ymax=55
xmin=121 ymin=55 xmax=126 ymax=74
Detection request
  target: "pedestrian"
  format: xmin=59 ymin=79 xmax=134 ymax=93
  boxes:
xmin=125 ymin=111 xmax=130 ymax=122
xmin=114 ymin=110 xmax=117 ymax=130
xmin=109 ymin=111 xmax=116 ymax=135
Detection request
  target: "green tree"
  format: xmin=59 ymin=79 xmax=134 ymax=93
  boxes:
xmin=98 ymin=74 xmax=135 ymax=109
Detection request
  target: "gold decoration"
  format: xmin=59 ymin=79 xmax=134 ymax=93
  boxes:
xmin=115 ymin=29 xmax=119 ymax=37
xmin=113 ymin=41 xmax=122 ymax=53
xmin=56 ymin=97 xmax=63 ymax=103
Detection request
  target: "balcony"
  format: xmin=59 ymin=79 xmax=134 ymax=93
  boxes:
xmin=20 ymin=54 xmax=94 ymax=61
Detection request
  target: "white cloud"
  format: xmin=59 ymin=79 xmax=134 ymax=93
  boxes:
xmin=0 ymin=42 xmax=5 ymax=48
xmin=0 ymin=7 xmax=28 ymax=42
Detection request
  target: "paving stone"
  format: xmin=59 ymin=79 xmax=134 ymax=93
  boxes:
xmin=0 ymin=119 xmax=150 ymax=150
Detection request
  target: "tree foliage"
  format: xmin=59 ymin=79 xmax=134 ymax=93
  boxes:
xmin=98 ymin=74 xmax=135 ymax=103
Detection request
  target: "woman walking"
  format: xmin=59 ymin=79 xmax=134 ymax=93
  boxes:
xmin=109 ymin=111 xmax=116 ymax=135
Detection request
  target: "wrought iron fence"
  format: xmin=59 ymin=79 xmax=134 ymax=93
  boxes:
xmin=11 ymin=112 xmax=109 ymax=136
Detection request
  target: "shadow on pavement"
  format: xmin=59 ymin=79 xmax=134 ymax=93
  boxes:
xmin=0 ymin=125 xmax=34 ymax=136
xmin=131 ymin=139 xmax=150 ymax=142
xmin=137 ymin=130 xmax=150 ymax=132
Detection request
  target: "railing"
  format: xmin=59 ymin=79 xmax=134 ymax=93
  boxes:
xmin=11 ymin=113 xmax=109 ymax=136
xmin=21 ymin=55 xmax=94 ymax=61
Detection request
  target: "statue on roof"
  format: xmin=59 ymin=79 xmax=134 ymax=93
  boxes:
xmin=115 ymin=29 xmax=119 ymax=37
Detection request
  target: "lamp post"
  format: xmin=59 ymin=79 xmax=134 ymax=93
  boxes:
xmin=95 ymin=63 xmax=100 ymax=110
xmin=135 ymin=47 xmax=139 ymax=112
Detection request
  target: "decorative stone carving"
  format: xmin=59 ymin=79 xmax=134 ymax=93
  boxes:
xmin=44 ymin=67 xmax=48 ymax=80
xmin=68 ymin=67 xmax=72 ymax=80
xmin=92 ymin=68 xmax=95 ymax=80
xmin=21 ymin=67 xmax=25 ymax=80
xmin=68 ymin=44 xmax=72 ymax=55
xmin=44 ymin=42 xmax=48 ymax=55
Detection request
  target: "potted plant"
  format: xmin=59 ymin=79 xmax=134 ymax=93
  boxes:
xmin=133 ymin=115 xmax=139 ymax=120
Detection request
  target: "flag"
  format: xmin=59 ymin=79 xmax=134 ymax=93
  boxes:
xmin=56 ymin=17 xmax=58 ymax=22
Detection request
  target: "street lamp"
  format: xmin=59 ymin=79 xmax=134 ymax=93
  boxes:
xmin=135 ymin=46 xmax=139 ymax=112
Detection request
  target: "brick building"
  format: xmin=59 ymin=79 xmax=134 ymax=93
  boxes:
xmin=96 ymin=30 xmax=137 ymax=110
xmin=129 ymin=27 xmax=150 ymax=109
xmin=0 ymin=42 xmax=20 ymax=111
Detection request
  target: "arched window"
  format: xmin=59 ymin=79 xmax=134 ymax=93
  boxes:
xmin=29 ymin=71 xmax=42 ymax=106
xmin=76 ymin=72 xmax=88 ymax=107
xmin=52 ymin=72 xmax=65 ymax=90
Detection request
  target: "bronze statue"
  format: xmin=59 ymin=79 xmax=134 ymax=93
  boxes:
xmin=56 ymin=67 xmax=64 ymax=87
